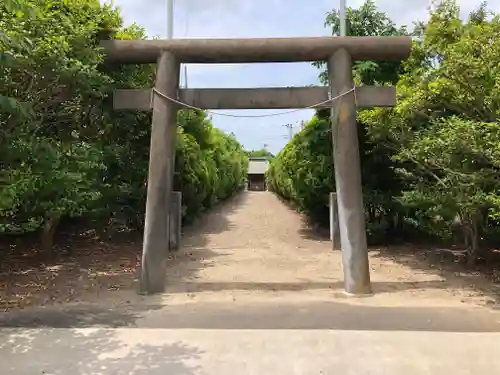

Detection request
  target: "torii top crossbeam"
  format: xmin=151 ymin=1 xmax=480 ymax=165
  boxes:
xmin=100 ymin=36 xmax=412 ymax=64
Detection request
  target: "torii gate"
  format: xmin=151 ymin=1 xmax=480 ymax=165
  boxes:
xmin=101 ymin=36 xmax=412 ymax=296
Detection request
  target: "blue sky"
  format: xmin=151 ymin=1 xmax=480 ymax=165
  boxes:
xmin=109 ymin=0 xmax=497 ymax=154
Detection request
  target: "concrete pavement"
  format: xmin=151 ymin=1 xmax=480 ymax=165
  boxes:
xmin=1 ymin=328 xmax=500 ymax=374
xmin=1 ymin=300 xmax=500 ymax=374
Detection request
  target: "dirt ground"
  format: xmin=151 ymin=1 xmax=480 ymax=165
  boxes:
xmin=1 ymin=191 xmax=500 ymax=313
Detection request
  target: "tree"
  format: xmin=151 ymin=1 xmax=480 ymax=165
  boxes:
xmin=0 ymin=0 xmax=36 ymax=118
xmin=361 ymin=0 xmax=500 ymax=263
xmin=313 ymin=0 xmax=417 ymax=85
xmin=0 ymin=0 xmax=248 ymax=251
xmin=247 ymin=149 xmax=275 ymax=159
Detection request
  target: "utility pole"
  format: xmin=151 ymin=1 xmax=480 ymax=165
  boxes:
xmin=339 ymin=0 xmax=347 ymax=37
xmin=166 ymin=0 xmax=188 ymax=88
xmin=166 ymin=0 xmax=174 ymax=39
xmin=183 ymin=63 xmax=189 ymax=88
xmin=283 ymin=123 xmax=293 ymax=140
xmin=182 ymin=0 xmax=189 ymax=88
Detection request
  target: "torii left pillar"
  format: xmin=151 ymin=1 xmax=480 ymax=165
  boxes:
xmin=140 ymin=51 xmax=180 ymax=294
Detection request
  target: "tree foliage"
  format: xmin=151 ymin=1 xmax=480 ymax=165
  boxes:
xmin=268 ymin=0 xmax=500 ymax=262
xmin=313 ymin=0 xmax=417 ymax=85
xmin=247 ymin=149 xmax=275 ymax=160
xmin=0 ymin=0 xmax=247 ymax=247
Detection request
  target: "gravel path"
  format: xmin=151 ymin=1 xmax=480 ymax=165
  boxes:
xmin=162 ymin=191 xmax=500 ymax=309
xmin=165 ymin=192 xmax=336 ymax=301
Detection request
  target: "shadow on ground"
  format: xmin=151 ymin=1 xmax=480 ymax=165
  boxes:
xmin=371 ymin=246 xmax=500 ymax=307
xmin=3 ymin=278 xmax=500 ymax=332
xmin=160 ymin=279 xmax=467 ymax=294
xmin=136 ymin=299 xmax=500 ymax=332
xmin=298 ymin=224 xmax=331 ymax=242
xmin=0 ymin=327 xmax=203 ymax=375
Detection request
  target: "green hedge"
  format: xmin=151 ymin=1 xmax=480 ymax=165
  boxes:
xmin=266 ymin=115 xmax=334 ymax=224
xmin=175 ymin=112 xmax=248 ymax=224
xmin=0 ymin=0 xmax=247 ymax=238
xmin=266 ymin=111 xmax=408 ymax=244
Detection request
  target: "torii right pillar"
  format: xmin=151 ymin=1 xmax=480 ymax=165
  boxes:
xmin=328 ymin=48 xmax=371 ymax=296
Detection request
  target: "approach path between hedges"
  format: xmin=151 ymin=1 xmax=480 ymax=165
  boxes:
xmin=2 ymin=191 xmax=500 ymax=374
xmin=164 ymin=191 xmax=500 ymax=309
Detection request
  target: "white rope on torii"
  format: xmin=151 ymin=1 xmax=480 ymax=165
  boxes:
xmin=151 ymin=86 xmax=357 ymax=118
